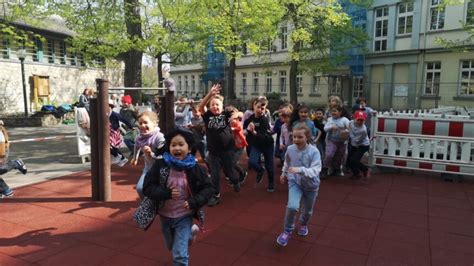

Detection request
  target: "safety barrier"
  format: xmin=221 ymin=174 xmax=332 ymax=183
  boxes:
xmin=369 ymin=111 xmax=474 ymax=176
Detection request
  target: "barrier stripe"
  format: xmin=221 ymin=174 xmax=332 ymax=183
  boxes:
xmin=449 ymin=122 xmax=463 ymax=137
xmin=421 ymin=120 xmax=436 ymax=135
xmin=446 ymin=165 xmax=460 ymax=173
xmin=418 ymin=162 xmax=432 ymax=170
xmin=396 ymin=119 xmax=410 ymax=134
xmin=9 ymin=135 xmax=75 ymax=143
xmin=378 ymin=118 xmax=385 ymax=132
xmin=394 ymin=160 xmax=407 ymax=167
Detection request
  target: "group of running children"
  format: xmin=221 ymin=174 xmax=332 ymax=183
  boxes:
xmin=105 ymin=83 xmax=374 ymax=265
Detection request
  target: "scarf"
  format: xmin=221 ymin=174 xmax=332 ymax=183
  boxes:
xmin=163 ymin=152 xmax=196 ymax=171
xmin=135 ymin=127 xmax=162 ymax=148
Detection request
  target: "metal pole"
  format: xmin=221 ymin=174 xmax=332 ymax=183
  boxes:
xmin=89 ymin=98 xmax=100 ymax=200
xmin=96 ymin=79 xmax=111 ymax=201
xmin=378 ymin=83 xmax=382 ymax=110
xmin=164 ymin=90 xmax=175 ymax=134
xmin=20 ymin=58 xmax=28 ymax=117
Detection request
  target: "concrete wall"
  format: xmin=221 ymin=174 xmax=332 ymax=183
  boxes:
xmin=0 ymin=59 xmax=123 ymax=115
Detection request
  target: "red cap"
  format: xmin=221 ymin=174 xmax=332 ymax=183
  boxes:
xmin=353 ymin=110 xmax=367 ymax=120
xmin=121 ymin=95 xmax=132 ymax=105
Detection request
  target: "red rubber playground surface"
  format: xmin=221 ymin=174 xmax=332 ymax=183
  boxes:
xmin=1 ymin=162 xmax=474 ymax=265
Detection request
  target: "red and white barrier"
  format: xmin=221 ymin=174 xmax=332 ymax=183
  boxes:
xmin=369 ymin=112 xmax=474 ymax=176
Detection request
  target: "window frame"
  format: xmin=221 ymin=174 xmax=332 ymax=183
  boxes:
xmin=352 ymin=77 xmax=364 ymax=99
xmin=279 ymin=70 xmax=287 ymax=93
xmin=311 ymin=76 xmax=321 ymax=94
xmin=430 ymin=0 xmax=445 ymax=31
xmin=466 ymin=0 xmax=474 ymax=25
xmin=397 ymin=2 xmax=414 ymax=35
xmin=296 ymin=73 xmax=303 ymax=93
xmin=424 ymin=62 xmax=441 ymax=95
xmin=266 ymin=72 xmax=272 ymax=93
xmin=241 ymin=72 xmax=247 ymax=93
xmin=253 ymin=72 xmax=259 ymax=93
xmin=373 ymin=6 xmax=389 ymax=52
xmin=280 ymin=26 xmax=288 ymax=50
xmin=459 ymin=60 xmax=474 ymax=96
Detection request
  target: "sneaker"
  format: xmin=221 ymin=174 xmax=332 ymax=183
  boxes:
xmin=256 ymin=171 xmax=264 ymax=185
xmin=118 ymin=157 xmax=128 ymax=167
xmin=336 ymin=169 xmax=344 ymax=177
xmin=1 ymin=188 xmax=14 ymax=198
xmin=111 ymin=155 xmax=121 ymax=165
xmin=13 ymin=159 xmax=27 ymax=175
xmin=189 ymin=224 xmax=200 ymax=246
xmin=327 ymin=166 xmax=334 ymax=176
xmin=207 ymin=194 xmax=221 ymax=207
xmin=297 ymin=225 xmax=309 ymax=236
xmin=276 ymin=231 xmax=291 ymax=246
xmin=267 ymin=183 xmax=275 ymax=192
xmin=362 ymin=168 xmax=371 ymax=179
xmin=225 ymin=177 xmax=233 ymax=187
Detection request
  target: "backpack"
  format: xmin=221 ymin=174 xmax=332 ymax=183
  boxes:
xmin=41 ymin=105 xmax=56 ymax=113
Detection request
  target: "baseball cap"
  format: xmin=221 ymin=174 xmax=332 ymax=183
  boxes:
xmin=353 ymin=110 xmax=367 ymax=121
xmin=121 ymin=95 xmax=132 ymax=105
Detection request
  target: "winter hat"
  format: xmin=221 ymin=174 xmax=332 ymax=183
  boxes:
xmin=121 ymin=95 xmax=132 ymax=105
xmin=353 ymin=110 xmax=367 ymax=121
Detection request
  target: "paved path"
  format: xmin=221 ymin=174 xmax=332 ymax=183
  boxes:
xmin=3 ymin=124 xmax=90 ymax=189
xmin=1 ymin=160 xmax=474 ymax=265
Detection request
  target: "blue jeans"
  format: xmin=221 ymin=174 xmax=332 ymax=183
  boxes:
xmin=283 ymin=179 xmax=319 ymax=233
xmin=160 ymin=214 xmax=193 ymax=266
xmin=248 ymin=145 xmax=274 ymax=185
xmin=124 ymin=138 xmax=135 ymax=155
xmin=136 ymin=170 xmax=147 ymax=199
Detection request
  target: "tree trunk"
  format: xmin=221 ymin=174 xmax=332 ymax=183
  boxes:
xmin=157 ymin=53 xmax=163 ymax=88
xmin=123 ymin=0 xmax=143 ymax=102
xmin=227 ymin=56 xmax=236 ymax=100
xmin=289 ymin=58 xmax=298 ymax=104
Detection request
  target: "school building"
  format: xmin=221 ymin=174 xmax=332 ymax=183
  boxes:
xmin=0 ymin=17 xmax=123 ymax=116
xmin=171 ymin=0 xmax=474 ymax=111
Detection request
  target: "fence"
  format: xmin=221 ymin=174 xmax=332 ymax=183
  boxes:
xmin=369 ymin=110 xmax=474 ymax=176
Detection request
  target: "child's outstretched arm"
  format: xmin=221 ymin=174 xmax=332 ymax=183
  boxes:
xmin=198 ymin=84 xmax=221 ymax=113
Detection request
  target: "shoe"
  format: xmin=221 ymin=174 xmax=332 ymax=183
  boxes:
xmin=320 ymin=168 xmax=328 ymax=180
xmin=297 ymin=225 xmax=308 ymax=236
xmin=362 ymin=169 xmax=371 ymax=179
xmin=239 ymin=171 xmax=248 ymax=185
xmin=207 ymin=194 xmax=221 ymax=207
xmin=327 ymin=166 xmax=334 ymax=176
xmin=189 ymin=224 xmax=200 ymax=246
xmin=118 ymin=157 xmax=128 ymax=167
xmin=111 ymin=155 xmax=121 ymax=165
xmin=13 ymin=159 xmax=27 ymax=175
xmin=276 ymin=231 xmax=291 ymax=246
xmin=233 ymin=182 xmax=241 ymax=192
xmin=1 ymin=188 xmax=14 ymax=198
xmin=336 ymin=169 xmax=344 ymax=177
xmin=256 ymin=171 xmax=264 ymax=185
xmin=225 ymin=177 xmax=233 ymax=187
xmin=267 ymin=183 xmax=275 ymax=192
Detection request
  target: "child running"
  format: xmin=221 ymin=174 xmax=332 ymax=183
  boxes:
xmin=243 ymin=96 xmax=275 ymax=192
xmin=0 ymin=121 xmax=27 ymax=198
xmin=143 ymin=128 xmax=214 ymax=265
xmin=277 ymin=124 xmax=321 ymax=246
xmin=131 ymin=110 xmax=165 ymax=198
xmin=322 ymin=105 xmax=350 ymax=178
xmin=347 ymin=110 xmax=371 ymax=180
xmin=278 ymin=104 xmax=293 ymax=163
xmin=108 ymin=100 xmax=134 ymax=166
xmin=198 ymin=84 xmax=241 ymax=206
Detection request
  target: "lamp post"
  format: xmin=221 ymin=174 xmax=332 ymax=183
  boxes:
xmin=17 ymin=49 xmax=28 ymax=117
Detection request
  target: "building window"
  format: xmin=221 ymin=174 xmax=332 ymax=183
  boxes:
xmin=424 ymin=62 xmax=441 ymax=95
xmin=0 ymin=35 xmax=9 ymax=59
xmin=266 ymin=73 xmax=272 ymax=93
xmin=46 ymin=39 xmax=55 ymax=63
xmin=184 ymin=76 xmax=189 ymax=92
xmin=280 ymin=26 xmax=288 ymax=50
xmin=397 ymin=2 xmax=413 ymax=35
xmin=330 ymin=76 xmax=342 ymax=95
xmin=353 ymin=77 xmax=364 ymax=98
xmin=191 ymin=75 xmax=195 ymax=92
xmin=467 ymin=0 xmax=474 ymax=25
xmin=241 ymin=72 xmax=247 ymax=93
xmin=56 ymin=40 xmax=66 ymax=64
xmin=279 ymin=71 xmax=287 ymax=93
xmin=253 ymin=72 xmax=259 ymax=93
xmin=178 ymin=76 xmax=182 ymax=91
xmin=69 ymin=51 xmax=77 ymax=66
xmin=430 ymin=0 xmax=445 ymax=30
xmin=311 ymin=76 xmax=321 ymax=94
xmin=460 ymin=60 xmax=474 ymax=96
xmin=374 ymin=7 xmax=388 ymax=52
xmin=296 ymin=73 xmax=303 ymax=93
